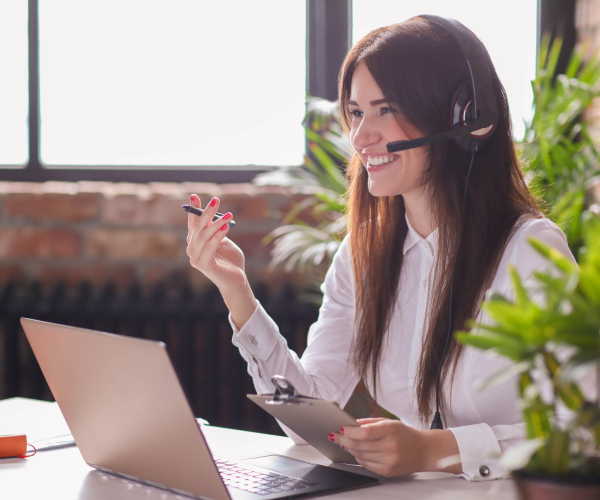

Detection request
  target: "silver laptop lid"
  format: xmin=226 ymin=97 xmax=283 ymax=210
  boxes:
xmin=20 ymin=317 xmax=229 ymax=500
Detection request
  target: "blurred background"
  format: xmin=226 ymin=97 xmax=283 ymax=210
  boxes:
xmin=1 ymin=0 xmax=599 ymax=435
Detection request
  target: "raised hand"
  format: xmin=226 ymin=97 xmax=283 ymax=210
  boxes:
xmin=186 ymin=194 xmax=244 ymax=292
xmin=186 ymin=194 xmax=257 ymax=328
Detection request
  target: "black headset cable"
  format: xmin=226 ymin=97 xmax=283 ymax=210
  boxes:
xmin=430 ymin=150 xmax=476 ymax=430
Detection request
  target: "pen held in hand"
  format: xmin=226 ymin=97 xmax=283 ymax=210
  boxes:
xmin=182 ymin=204 xmax=236 ymax=228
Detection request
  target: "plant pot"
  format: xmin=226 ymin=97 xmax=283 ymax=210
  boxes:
xmin=513 ymin=469 xmax=600 ymax=500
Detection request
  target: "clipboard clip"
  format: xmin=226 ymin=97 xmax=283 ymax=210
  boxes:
xmin=266 ymin=376 xmax=302 ymax=405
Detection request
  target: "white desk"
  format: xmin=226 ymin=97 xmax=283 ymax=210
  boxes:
xmin=0 ymin=398 xmax=518 ymax=499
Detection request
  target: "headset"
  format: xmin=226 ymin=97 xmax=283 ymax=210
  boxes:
xmin=385 ymin=15 xmax=499 ymax=430
xmin=386 ymin=15 xmax=498 ymax=154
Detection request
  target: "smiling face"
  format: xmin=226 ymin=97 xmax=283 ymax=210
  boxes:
xmin=348 ymin=61 xmax=430 ymax=199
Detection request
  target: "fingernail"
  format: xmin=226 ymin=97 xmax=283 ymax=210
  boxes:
xmin=328 ymin=434 xmax=334 ymax=442
xmin=223 ymin=212 xmax=232 ymax=220
xmin=221 ymin=224 xmax=229 ymax=231
xmin=340 ymin=428 xmax=344 ymax=435
xmin=190 ymin=195 xmax=195 ymax=205
xmin=341 ymin=445 xmax=346 ymax=450
xmin=209 ymin=198 xmax=217 ymax=207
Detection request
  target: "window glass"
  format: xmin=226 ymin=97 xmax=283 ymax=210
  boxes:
xmin=352 ymin=1 xmax=537 ymax=141
xmin=39 ymin=1 xmax=306 ymax=167
xmin=0 ymin=0 xmax=29 ymax=166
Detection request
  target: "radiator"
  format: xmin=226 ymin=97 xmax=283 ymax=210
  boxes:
xmin=0 ymin=280 xmax=318 ymax=435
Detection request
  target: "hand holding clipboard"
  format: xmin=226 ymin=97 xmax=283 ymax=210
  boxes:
xmin=247 ymin=376 xmax=359 ymax=464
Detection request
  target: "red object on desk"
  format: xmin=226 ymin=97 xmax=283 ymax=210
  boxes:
xmin=0 ymin=434 xmax=27 ymax=458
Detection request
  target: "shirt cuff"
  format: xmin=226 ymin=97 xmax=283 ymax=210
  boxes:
xmin=449 ymin=423 xmax=505 ymax=481
xmin=230 ymin=300 xmax=283 ymax=362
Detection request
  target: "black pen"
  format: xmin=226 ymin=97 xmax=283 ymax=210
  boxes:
xmin=182 ymin=204 xmax=236 ymax=228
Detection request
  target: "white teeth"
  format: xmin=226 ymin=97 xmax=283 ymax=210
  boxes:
xmin=368 ymin=155 xmax=396 ymax=166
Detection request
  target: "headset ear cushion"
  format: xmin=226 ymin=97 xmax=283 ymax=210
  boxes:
xmin=451 ymin=83 xmax=494 ymax=152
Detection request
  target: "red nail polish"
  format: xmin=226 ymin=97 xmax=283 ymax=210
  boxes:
xmin=190 ymin=196 xmax=194 ymax=205
xmin=328 ymin=434 xmax=334 ymax=442
xmin=209 ymin=198 xmax=217 ymax=207
xmin=221 ymin=224 xmax=229 ymax=231
xmin=341 ymin=445 xmax=346 ymax=450
xmin=223 ymin=212 xmax=232 ymax=220
xmin=340 ymin=428 xmax=344 ymax=435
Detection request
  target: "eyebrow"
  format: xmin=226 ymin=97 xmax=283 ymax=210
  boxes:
xmin=348 ymin=98 xmax=393 ymax=107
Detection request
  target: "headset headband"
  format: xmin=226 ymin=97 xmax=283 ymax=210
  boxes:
xmin=419 ymin=14 xmax=498 ymax=131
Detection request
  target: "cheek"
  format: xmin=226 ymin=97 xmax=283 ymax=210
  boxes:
xmin=386 ymin=116 xmax=421 ymax=143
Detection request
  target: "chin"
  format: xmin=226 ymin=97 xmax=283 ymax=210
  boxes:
xmin=368 ymin=181 xmax=402 ymax=198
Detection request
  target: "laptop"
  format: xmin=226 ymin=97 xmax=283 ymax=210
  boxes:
xmin=20 ymin=318 xmax=379 ymax=500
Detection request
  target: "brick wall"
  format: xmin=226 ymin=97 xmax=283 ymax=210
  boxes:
xmin=0 ymin=181 xmax=310 ymax=292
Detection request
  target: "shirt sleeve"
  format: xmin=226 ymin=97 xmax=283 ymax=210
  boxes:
xmin=450 ymin=217 xmax=577 ymax=481
xmin=230 ymin=236 xmax=359 ymax=429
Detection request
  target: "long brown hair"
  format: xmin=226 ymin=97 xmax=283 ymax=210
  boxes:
xmin=339 ymin=18 xmax=541 ymax=425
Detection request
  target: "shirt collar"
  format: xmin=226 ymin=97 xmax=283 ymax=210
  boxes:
xmin=403 ymin=213 xmax=439 ymax=256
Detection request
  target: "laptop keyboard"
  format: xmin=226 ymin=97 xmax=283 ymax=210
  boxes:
xmin=214 ymin=458 xmax=317 ymax=496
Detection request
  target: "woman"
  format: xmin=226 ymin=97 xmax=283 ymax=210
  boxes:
xmin=186 ymin=17 xmax=574 ymax=480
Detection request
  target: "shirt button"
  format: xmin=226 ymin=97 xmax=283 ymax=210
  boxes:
xmin=479 ymin=465 xmax=490 ymax=477
xmin=249 ymin=335 xmax=258 ymax=345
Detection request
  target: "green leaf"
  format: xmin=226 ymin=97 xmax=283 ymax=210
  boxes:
xmin=473 ymin=360 xmax=533 ymax=391
xmin=556 ymin=381 xmax=585 ymax=411
xmin=455 ymin=331 xmax=527 ymax=360
xmin=307 ymin=141 xmax=347 ymax=195
xmin=500 ymin=438 xmax=545 ymax=472
xmin=509 ymin=266 xmax=531 ymax=307
xmin=528 ymin=238 xmax=578 ymax=275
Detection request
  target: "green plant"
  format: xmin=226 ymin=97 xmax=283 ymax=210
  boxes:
xmin=254 ymin=97 xmax=350 ymax=274
xmin=456 ymin=214 xmax=600 ymax=477
xmin=522 ymin=35 xmax=600 ymax=256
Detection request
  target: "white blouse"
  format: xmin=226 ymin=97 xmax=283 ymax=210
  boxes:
xmin=230 ymin=215 xmax=575 ymax=481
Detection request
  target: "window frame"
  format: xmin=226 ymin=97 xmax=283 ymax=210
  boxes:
xmin=0 ymin=1 xmax=564 ymax=183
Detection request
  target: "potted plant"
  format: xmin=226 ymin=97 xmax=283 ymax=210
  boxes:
xmin=456 ymin=214 xmax=600 ymax=499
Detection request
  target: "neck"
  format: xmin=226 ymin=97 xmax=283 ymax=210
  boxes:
xmin=404 ymin=189 xmax=435 ymax=238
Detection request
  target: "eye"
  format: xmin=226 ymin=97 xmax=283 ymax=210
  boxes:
xmin=349 ymin=108 xmax=363 ymax=118
xmin=380 ymin=106 xmax=397 ymax=115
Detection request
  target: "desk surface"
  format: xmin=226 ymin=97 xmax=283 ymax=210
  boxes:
xmin=0 ymin=398 xmax=517 ymax=500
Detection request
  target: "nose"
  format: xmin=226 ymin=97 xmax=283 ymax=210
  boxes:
xmin=351 ymin=116 xmax=381 ymax=151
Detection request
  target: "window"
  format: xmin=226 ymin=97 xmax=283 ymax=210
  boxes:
xmin=39 ymin=0 xmax=306 ymax=168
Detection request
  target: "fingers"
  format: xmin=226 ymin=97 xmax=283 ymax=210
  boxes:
xmin=187 ymin=194 xmax=221 ymax=244
xmin=336 ymin=435 xmax=404 ymax=478
xmin=340 ymin=420 xmax=391 ymax=441
xmin=196 ymin=216 xmax=231 ymax=267
xmin=334 ymin=433 xmax=385 ymax=453
xmin=190 ymin=195 xmax=220 ymax=229
xmin=187 ymin=209 xmax=233 ymax=270
xmin=356 ymin=418 xmax=387 ymax=425
xmin=330 ymin=419 xmax=401 ymax=454
xmin=187 ymin=194 xmax=202 ymax=243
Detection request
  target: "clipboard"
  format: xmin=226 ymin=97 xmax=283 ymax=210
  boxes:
xmin=247 ymin=376 xmax=359 ymax=464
